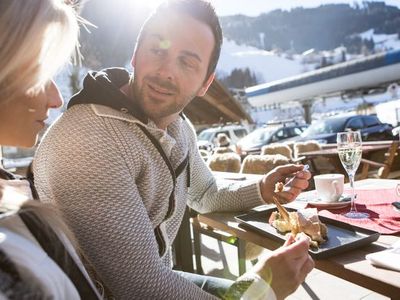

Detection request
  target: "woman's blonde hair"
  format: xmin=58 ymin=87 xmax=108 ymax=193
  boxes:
xmin=0 ymin=0 xmax=80 ymax=103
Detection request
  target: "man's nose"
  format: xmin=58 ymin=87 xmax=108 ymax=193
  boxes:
xmin=46 ymin=80 xmax=64 ymax=109
xmin=156 ymin=57 xmax=176 ymax=81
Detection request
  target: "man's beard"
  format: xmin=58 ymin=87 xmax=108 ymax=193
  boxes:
xmin=129 ymin=75 xmax=198 ymax=122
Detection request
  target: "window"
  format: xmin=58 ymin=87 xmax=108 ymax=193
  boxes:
xmin=363 ymin=115 xmax=380 ymax=127
xmin=273 ymin=129 xmax=289 ymax=141
xmin=233 ymin=129 xmax=248 ymax=139
xmin=346 ymin=118 xmax=363 ymax=130
xmin=302 ymin=118 xmax=346 ymax=136
xmin=198 ymin=130 xmax=214 ymax=141
xmin=293 ymin=127 xmax=303 ymax=136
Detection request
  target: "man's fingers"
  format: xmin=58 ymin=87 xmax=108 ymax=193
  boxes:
xmin=283 ymin=234 xmax=296 ymax=246
xmin=282 ymin=176 xmax=310 ymax=197
xmin=304 ymin=255 xmax=315 ymax=273
xmin=299 ymin=254 xmax=315 ymax=282
xmin=277 ymin=188 xmax=302 ymax=203
xmin=276 ymin=164 xmax=304 ymax=176
xmin=281 ymin=237 xmax=310 ymax=257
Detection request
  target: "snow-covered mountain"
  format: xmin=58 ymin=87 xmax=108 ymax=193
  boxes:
xmin=216 ymin=31 xmax=400 ymax=87
xmin=220 ymin=31 xmax=400 ymax=125
xmin=359 ymin=29 xmax=400 ymax=51
xmin=216 ymin=38 xmax=304 ymax=84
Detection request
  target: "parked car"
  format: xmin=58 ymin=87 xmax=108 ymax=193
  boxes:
xmin=236 ymin=123 xmax=308 ymax=157
xmin=197 ymin=124 xmax=250 ymax=151
xmin=292 ymin=114 xmax=394 ymax=144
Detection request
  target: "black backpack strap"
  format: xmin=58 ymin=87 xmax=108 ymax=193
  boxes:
xmin=136 ymin=124 xmax=191 ymax=257
xmin=19 ymin=210 xmax=101 ymax=300
xmin=0 ymin=168 xmax=18 ymax=180
xmin=25 ymin=163 xmax=39 ymax=200
xmin=175 ymin=154 xmax=189 ymax=179
xmin=136 ymin=124 xmax=177 ymax=187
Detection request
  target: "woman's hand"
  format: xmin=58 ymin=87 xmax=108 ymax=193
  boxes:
xmin=259 ymin=164 xmax=311 ymax=204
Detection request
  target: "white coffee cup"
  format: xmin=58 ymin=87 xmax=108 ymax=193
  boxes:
xmin=314 ymin=174 xmax=344 ymax=203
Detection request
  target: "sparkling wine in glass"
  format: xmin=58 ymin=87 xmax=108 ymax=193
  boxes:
xmin=337 ymin=131 xmax=369 ymax=218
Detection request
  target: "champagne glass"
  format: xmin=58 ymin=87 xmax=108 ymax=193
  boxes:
xmin=337 ymin=131 xmax=369 ymax=218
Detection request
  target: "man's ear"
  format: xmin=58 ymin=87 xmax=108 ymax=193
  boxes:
xmin=197 ymin=73 xmax=215 ymax=97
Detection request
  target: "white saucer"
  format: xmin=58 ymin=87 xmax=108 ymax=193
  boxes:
xmin=307 ymin=195 xmax=351 ymax=209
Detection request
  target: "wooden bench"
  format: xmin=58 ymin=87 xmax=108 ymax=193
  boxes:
xmin=359 ymin=140 xmax=400 ymax=179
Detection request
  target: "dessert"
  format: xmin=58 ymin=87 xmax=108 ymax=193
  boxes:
xmin=270 ymin=180 xmax=328 ymax=248
xmin=269 ymin=208 xmax=328 ymax=248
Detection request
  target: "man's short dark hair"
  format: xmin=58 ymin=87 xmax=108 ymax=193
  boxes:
xmin=136 ymin=0 xmax=223 ymax=80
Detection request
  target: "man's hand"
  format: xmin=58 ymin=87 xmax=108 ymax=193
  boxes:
xmin=253 ymin=236 xmax=314 ymax=299
xmin=0 ymin=179 xmax=33 ymax=207
xmin=259 ymin=164 xmax=311 ymax=204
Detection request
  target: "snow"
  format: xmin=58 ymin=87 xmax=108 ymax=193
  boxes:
xmin=216 ymin=38 xmax=304 ymax=84
xmin=51 ymin=31 xmax=400 ymax=126
xmin=359 ymin=29 xmax=400 ymax=51
xmin=216 ymin=31 xmax=400 ymax=88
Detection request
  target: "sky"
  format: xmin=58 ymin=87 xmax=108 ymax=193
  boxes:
xmin=143 ymin=0 xmax=400 ymax=16
xmin=210 ymin=0 xmax=400 ymax=16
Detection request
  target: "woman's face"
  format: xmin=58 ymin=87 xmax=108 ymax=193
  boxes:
xmin=0 ymin=80 xmax=63 ymax=147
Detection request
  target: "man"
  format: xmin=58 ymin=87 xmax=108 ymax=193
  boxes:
xmin=34 ymin=0 xmax=313 ymax=299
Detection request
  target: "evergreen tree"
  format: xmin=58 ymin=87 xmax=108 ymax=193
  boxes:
xmin=218 ymin=68 xmax=259 ymax=89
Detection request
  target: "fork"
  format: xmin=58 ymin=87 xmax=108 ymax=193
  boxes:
xmin=284 ymin=164 xmax=310 ymax=188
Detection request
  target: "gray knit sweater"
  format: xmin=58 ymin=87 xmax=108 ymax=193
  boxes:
xmin=34 ymin=104 xmax=264 ymax=299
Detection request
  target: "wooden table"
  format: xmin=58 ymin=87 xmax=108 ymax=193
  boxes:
xmin=197 ymin=179 xmax=400 ymax=299
xmin=174 ymin=171 xmax=263 ymax=272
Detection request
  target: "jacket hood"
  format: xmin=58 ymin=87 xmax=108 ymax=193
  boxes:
xmin=68 ymin=67 xmax=147 ymax=123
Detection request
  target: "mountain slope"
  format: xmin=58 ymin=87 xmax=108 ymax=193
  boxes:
xmin=220 ymin=2 xmax=400 ymax=53
xmin=217 ymin=38 xmax=303 ymax=84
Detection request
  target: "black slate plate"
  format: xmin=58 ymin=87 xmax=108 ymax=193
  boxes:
xmin=235 ymin=207 xmax=380 ymax=259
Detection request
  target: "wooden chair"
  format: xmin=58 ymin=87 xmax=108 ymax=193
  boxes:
xmin=240 ymin=154 xmax=290 ymax=175
xmin=284 ymin=141 xmax=295 ymax=156
xmin=261 ymin=143 xmax=292 ymax=159
xmin=358 ymin=140 xmax=400 ymax=179
xmin=213 ymin=146 xmax=235 ymax=154
xmin=208 ymin=152 xmax=241 ymax=173
xmin=294 ymin=141 xmax=336 ymax=174
xmin=261 ymin=143 xmax=305 ymax=164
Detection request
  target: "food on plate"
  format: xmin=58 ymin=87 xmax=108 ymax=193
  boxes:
xmin=270 ymin=179 xmax=327 ymax=248
xmin=269 ymin=208 xmax=328 ymax=248
xmin=271 ymin=181 xmax=290 ymax=223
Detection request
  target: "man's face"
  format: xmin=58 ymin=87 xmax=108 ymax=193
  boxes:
xmin=131 ymin=12 xmax=215 ymax=127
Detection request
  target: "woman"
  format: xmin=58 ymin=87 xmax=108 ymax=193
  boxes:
xmin=0 ymin=0 xmax=103 ymax=298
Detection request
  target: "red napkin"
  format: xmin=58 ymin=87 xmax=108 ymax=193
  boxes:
xmin=313 ymin=188 xmax=400 ymax=234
